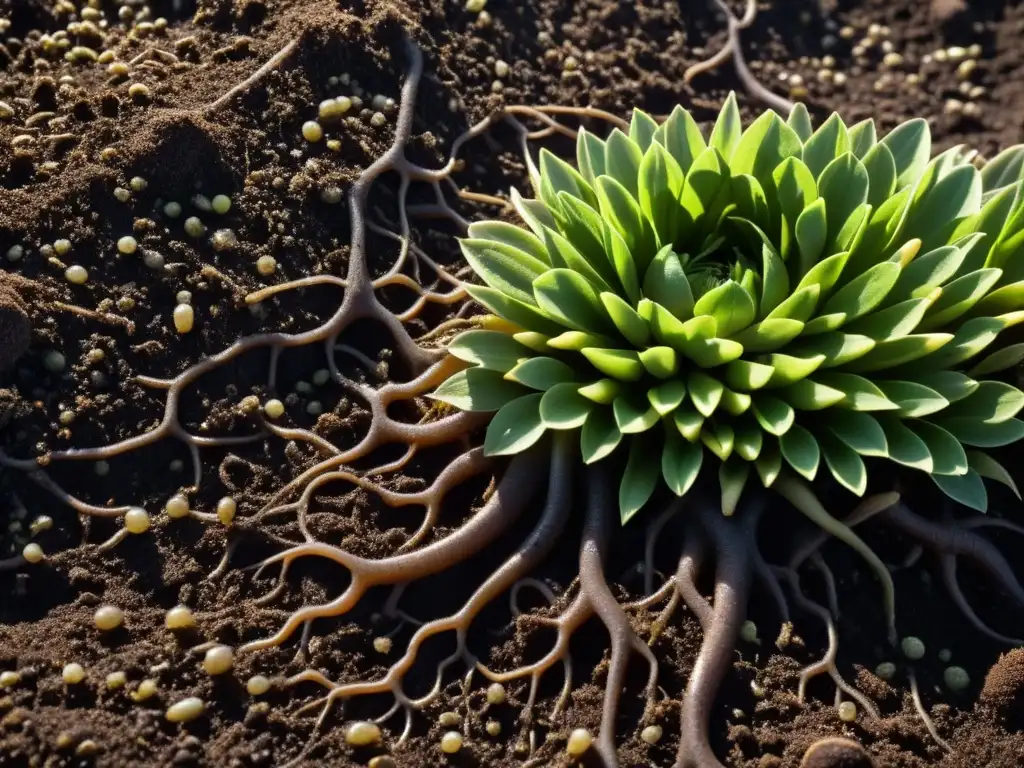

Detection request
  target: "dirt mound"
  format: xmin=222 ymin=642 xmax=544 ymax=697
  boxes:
xmin=0 ymin=273 xmax=30 ymax=373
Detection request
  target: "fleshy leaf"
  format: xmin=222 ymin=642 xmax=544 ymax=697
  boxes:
xmin=818 ymin=431 xmax=868 ymax=495
xmin=967 ymin=451 xmax=1021 ymax=498
xmin=539 ymin=383 xmax=593 ymax=429
xmin=430 ymin=367 xmax=529 ymax=412
xmin=689 ymin=372 xmax=725 ymax=418
xmin=581 ymin=407 xmax=622 ymax=463
xmin=449 ymin=330 xmax=529 ymax=372
xmin=719 ymin=458 xmax=751 ymax=516
xmin=780 ymin=424 xmax=820 ymax=481
xmin=933 ymin=470 xmax=988 ymax=512
xmin=620 ymin=436 xmax=661 ymax=523
xmin=505 ymin=357 xmax=577 ymax=390
xmin=693 ymin=279 xmax=757 ymax=337
xmin=533 ymin=268 xmax=612 ymax=333
xmin=662 ymin=431 xmax=703 ymax=496
xmin=484 ymin=394 xmax=547 ymax=455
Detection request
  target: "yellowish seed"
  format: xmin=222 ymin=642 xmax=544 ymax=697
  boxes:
xmin=566 ymin=728 xmax=593 ymax=756
xmin=264 ymin=399 xmax=285 ymax=419
xmin=30 ymin=516 xmax=53 ymax=535
xmin=344 ymin=721 xmax=381 ymax=746
xmin=65 ymin=265 xmax=88 ymax=284
xmin=211 ymin=194 xmax=231 ymax=214
xmin=372 ymin=636 xmax=392 ymax=654
xmin=485 ymin=720 xmax=501 ymax=736
xmin=173 ymin=303 xmax=195 ymax=334
xmin=124 ymin=507 xmax=150 ymax=534
xmin=438 ymin=711 xmax=460 ymax=727
xmin=106 ymin=671 xmax=127 ymax=689
xmin=94 ymin=605 xmax=124 ymax=631
xmin=53 ymin=239 xmax=71 ymax=255
xmin=202 ymin=645 xmax=234 ymax=676
xmin=183 ymin=216 xmax=205 ymax=238
xmin=465 ymin=0 xmax=486 ymax=11
xmin=166 ymin=697 xmax=205 ymax=723
xmin=22 ymin=543 xmax=44 ymax=564
xmin=117 ymin=235 xmax=137 ymax=254
xmin=216 ymin=497 xmax=237 ymax=526
xmin=440 ymin=731 xmax=463 ymax=754
xmin=0 ymin=671 xmax=21 ymax=687
xmin=256 ymin=255 xmax=277 ymax=275
xmin=62 ymin=663 xmax=87 ymax=684
xmin=486 ymin=682 xmax=506 ymax=704
xmin=165 ymin=495 xmax=190 ymax=519
xmin=165 ymin=606 xmax=196 ymax=630
xmin=246 ymin=675 xmax=271 ymax=696
xmin=128 ymin=83 xmax=150 ymax=100
xmin=108 ymin=61 xmax=129 ymax=77
xmin=641 ymin=724 xmax=663 ymax=744
xmin=302 ymin=120 xmax=323 ymax=142
xmin=211 ymin=229 xmax=237 ymax=251
xmin=837 ymin=701 xmax=857 ymax=722
xmin=134 ymin=679 xmax=158 ymax=701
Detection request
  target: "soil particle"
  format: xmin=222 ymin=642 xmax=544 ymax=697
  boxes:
xmin=799 ymin=737 xmax=874 ymax=768
xmin=0 ymin=273 xmax=30 ymax=372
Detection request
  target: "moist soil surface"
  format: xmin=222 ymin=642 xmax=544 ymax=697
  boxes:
xmin=2 ymin=0 xmax=1024 ymax=767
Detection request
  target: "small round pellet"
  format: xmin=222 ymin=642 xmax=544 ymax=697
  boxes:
xmin=211 ymin=229 xmax=237 ymax=251
xmin=30 ymin=516 xmax=53 ymax=535
xmin=211 ymin=194 xmax=231 ymax=214
xmin=65 ymin=265 xmax=88 ymax=284
xmin=117 ymin=235 xmax=137 ymax=254
xmin=312 ymin=369 xmax=331 ymax=386
xmin=320 ymin=186 xmax=342 ymax=204
xmin=173 ymin=304 xmax=194 ymax=334
xmin=44 ymin=351 xmax=66 ymax=372
xmin=165 ymin=495 xmax=190 ymax=519
xmin=22 ymin=543 xmax=44 ymax=564
xmin=302 ymin=120 xmax=323 ymax=142
xmin=134 ymin=679 xmax=158 ymax=700
xmin=901 ymin=636 xmax=926 ymax=661
xmin=106 ymin=671 xmax=127 ymax=689
xmin=53 ymin=238 xmax=71 ymax=255
xmin=94 ymin=605 xmax=124 ymax=631
xmin=485 ymin=720 xmax=501 ymax=736
xmin=216 ymin=497 xmax=237 ymax=526
xmin=566 ymin=728 xmax=593 ymax=756
xmin=874 ymin=662 xmax=896 ymax=680
xmin=183 ymin=216 xmax=205 ymax=238
xmin=130 ymin=177 xmax=147 ymax=192
xmin=740 ymin=620 xmax=759 ymax=643
xmin=944 ymin=666 xmax=970 ymax=692
xmin=62 ymin=663 xmax=87 ymax=684
xmin=370 ymin=111 xmax=386 ymax=127
xmin=264 ymin=399 xmax=285 ymax=418
xmin=165 ymin=605 xmax=195 ymax=630
xmin=440 ymin=731 xmax=463 ymax=754
xmin=166 ymin=697 xmax=205 ymax=723
xmin=837 ymin=701 xmax=857 ymax=722
xmin=640 ymin=724 xmax=663 ymax=744
xmin=124 ymin=507 xmax=150 ymax=534
xmin=372 ymin=636 xmax=392 ymax=654
xmin=246 ymin=675 xmax=271 ymax=696
xmin=256 ymin=255 xmax=276 ymax=275
xmin=176 ymin=290 xmax=192 ymax=305
xmin=486 ymin=682 xmax=506 ymax=704
xmin=0 ymin=671 xmax=21 ymax=688
xmin=128 ymin=83 xmax=150 ymax=100
xmin=344 ymin=721 xmax=381 ymax=746
xmin=202 ymin=645 xmax=234 ymax=675
xmin=438 ymin=711 xmax=460 ymax=727
xmin=938 ymin=648 xmax=952 ymax=663
xmin=163 ymin=201 xmax=182 ymax=218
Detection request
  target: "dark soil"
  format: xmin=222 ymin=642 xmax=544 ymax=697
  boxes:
xmin=2 ymin=1 xmax=1024 ymax=767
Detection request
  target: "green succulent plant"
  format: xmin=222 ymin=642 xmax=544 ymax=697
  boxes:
xmin=430 ymin=94 xmax=1024 ymax=523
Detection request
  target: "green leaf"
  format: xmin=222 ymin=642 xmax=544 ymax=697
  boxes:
xmin=513 ymin=332 xmax=550 ymax=353
xmin=576 ymin=128 xmax=607 ymax=184
xmin=719 ymin=458 xmax=751 ymax=516
xmin=918 ymin=316 xmax=1007 ymax=370
xmin=430 ymin=367 xmax=529 ymax=412
xmin=887 ymin=244 xmax=965 ymax=305
xmin=708 ymin=92 xmax=741 ymax=161
xmin=602 ymin=223 xmax=642 ymax=303
xmin=933 ymin=470 xmax=988 ymax=512
xmin=862 ymin=142 xmax=898 ymax=207
xmin=505 ymin=357 xmax=577 ymax=390
xmin=724 ymin=360 xmax=776 ymax=391
xmin=908 ymin=371 xmax=979 ymax=404
xmin=643 ymin=246 xmax=694 ymax=320
xmin=600 ymin=292 xmax=649 ymax=348
xmin=448 ymin=330 xmax=529 ymax=372
xmin=875 ymin=380 xmax=949 ymax=418
xmin=466 ymin=221 xmax=551 ymax=265
xmin=786 ymin=332 xmax=876 ymax=368
xmin=968 ymin=342 xmax=1024 ymax=376
xmin=466 ymin=285 xmax=567 ymax=338
xmin=582 ymin=348 xmax=646 ymax=382
xmin=843 ymin=333 xmax=953 ymax=373
xmin=604 ymin=128 xmax=644 ymax=197
xmin=793 ymin=198 xmax=828 ymax=280
xmin=820 ymin=260 xmax=901 ymax=322
xmin=815 ymin=372 xmax=899 ymax=411
xmin=910 ymin=421 xmax=968 ymax=475
xmin=880 ymin=118 xmax=931 ymax=188
xmin=780 ymin=425 xmax=820 ymax=481
xmin=967 ymin=281 xmax=1024 ymax=317
xmin=903 ymin=164 xmax=983 ymax=251
xmin=732 ymin=318 xmax=805 ymax=352
xmin=752 ymin=394 xmax=795 ymax=436
xmin=629 ymin=108 xmax=659 ymax=152
xmin=720 ymin=388 xmax=752 ymax=416
xmin=823 ymin=410 xmax=887 ymax=456
xmin=484 ymin=394 xmax=546 ymax=455
xmin=539 ymin=148 xmax=598 ymax=212
xmin=638 ymin=141 xmax=686 ymax=245
xmin=510 ymin=188 xmax=556 ymax=238
xmin=693 ymin=279 xmax=757 ymax=337
xmin=787 ymin=102 xmax=814 ymax=142
xmin=774 ymin=157 xmax=818 ymax=261
xmin=967 ymin=451 xmax=1021 ymax=498
xmin=673 ymin=404 xmax=705 ymax=442
xmin=578 ymin=379 xmax=621 ymax=405
xmin=981 ymin=144 xmax=1024 ymax=193
xmin=539 ymin=383 xmax=593 ymax=429
xmin=679 ymin=147 xmax=730 ymax=241
xmin=847 ymin=297 xmax=934 ymax=340
xmin=662 ymin=431 xmax=703 ymax=496
xmin=935 ymin=417 xmax=1024 ymax=447
xmin=533 ymin=268 xmax=611 ymax=334
xmin=779 ymin=379 xmax=846 ymax=410
xmin=803 ymin=113 xmax=851 ymax=179
xmin=942 ymin=381 xmax=1024 ymax=424
xmin=701 ymin=421 xmax=735 ymax=461
xmin=764 ymin=353 xmax=826 ymax=387
xmin=818 ymin=431 xmax=868 ymax=495
xmin=733 ymin=421 xmax=763 ymax=460
xmin=731 ymin=112 xmax=803 ymax=198
xmin=794 ymin=252 xmax=851 ymax=301
xmin=754 ymin=444 xmax=783 ymax=487
xmin=818 ymin=153 xmax=870 ymax=248
xmin=879 ymin=417 xmax=933 ymax=471
xmin=541 ymin=218 xmax=614 ymax=292
xmin=648 ymin=380 xmax=688 ymax=415
xmin=547 ymin=330 xmax=615 ymax=352
xmin=621 ymin=436 xmax=661 ymax=523
xmin=639 ymin=346 xmax=679 ymax=378
xmin=656 ymin=104 xmax=707 ymax=173
xmin=689 ymin=372 xmax=725 ymax=418
xmin=760 ymin=245 xmax=790 ymax=319
xmin=613 ymin=394 xmax=660 ymax=434
xmin=918 ymin=268 xmax=1003 ymax=331
xmin=595 ymin=175 xmax=656 ymax=268
xmin=848 ymin=118 xmax=877 ymax=158
xmin=461 ymin=239 xmax=548 ymax=305
xmin=581 ymin=407 xmax=622 ymax=463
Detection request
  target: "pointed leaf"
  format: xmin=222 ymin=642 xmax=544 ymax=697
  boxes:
xmin=461 ymin=239 xmax=548 ymax=305
xmin=910 ymin=421 xmax=968 ymax=476
xmin=881 ymin=118 xmax=931 ymax=188
xmin=430 ymin=368 xmax=529 ymax=412
xmin=689 ymin=372 xmax=724 ymax=418
xmin=935 ymin=418 xmax=1024 ymax=447
xmin=708 ymin=92 xmax=741 ymax=160
xmin=656 ymin=104 xmax=707 ymax=173
xmin=942 ymin=381 xmax=1024 ymax=424
xmin=752 ymin=394 xmax=795 ymax=436
xmin=967 ymin=451 xmax=1021 ymax=498
xmin=803 ymin=113 xmax=851 ymax=179
xmin=933 ymin=470 xmax=988 ymax=512
xmin=720 ymin=458 xmax=751 ymax=516
xmin=582 ymin=348 xmax=646 ymax=382
xmin=505 ymin=357 xmax=577 ymax=390
xmin=815 ymin=371 xmax=899 ymax=411
xmin=879 ymin=418 xmax=933 ymax=471
xmin=533 ymin=268 xmax=612 ymax=333
xmin=693 ymin=279 xmax=757 ymax=337
xmin=483 ymin=394 xmax=546 ymax=455
xmin=601 ymin=292 xmax=650 ymax=347
xmin=578 ymin=379 xmax=622 ymax=405
xmin=581 ymin=407 xmax=621 ymax=463
xmin=613 ymin=394 xmax=660 ymax=434
xmin=662 ymin=432 xmax=703 ymax=496
xmin=466 ymin=285 xmax=567 ymax=337
xmin=643 ymin=246 xmax=695 ymax=320
xmin=621 ymin=437 xmax=660 ymax=523
xmin=648 ymin=380 xmax=688 ymax=415
xmin=449 ymin=330 xmax=529 ymax=372
xmin=604 ymin=129 xmax=644 ymax=197
xmin=824 ymin=410 xmax=888 ymax=456
xmin=818 ymin=431 xmax=868 ymax=495
xmin=780 ymin=425 xmax=820 ymax=481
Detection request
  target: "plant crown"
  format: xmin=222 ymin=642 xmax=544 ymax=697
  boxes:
xmin=430 ymin=94 xmax=1024 ymax=523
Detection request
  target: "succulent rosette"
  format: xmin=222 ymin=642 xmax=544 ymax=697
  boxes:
xmin=430 ymin=94 xmax=1024 ymax=522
